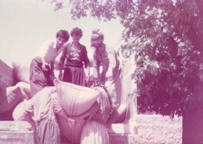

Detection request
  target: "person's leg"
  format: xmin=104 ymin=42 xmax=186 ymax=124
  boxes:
xmin=29 ymin=59 xmax=53 ymax=96
xmin=35 ymin=118 xmax=61 ymax=144
xmin=62 ymin=67 xmax=72 ymax=83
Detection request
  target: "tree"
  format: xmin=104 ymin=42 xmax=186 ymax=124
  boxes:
xmin=40 ymin=0 xmax=203 ymax=143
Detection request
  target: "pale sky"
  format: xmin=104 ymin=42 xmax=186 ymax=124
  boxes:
xmin=0 ymin=0 xmax=123 ymax=66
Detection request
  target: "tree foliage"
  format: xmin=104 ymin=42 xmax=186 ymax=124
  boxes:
xmin=40 ymin=0 xmax=203 ymax=117
xmin=127 ymin=1 xmax=203 ymax=117
xmin=121 ymin=1 xmax=203 ymax=117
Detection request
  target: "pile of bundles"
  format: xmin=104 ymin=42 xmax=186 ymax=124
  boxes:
xmin=0 ymin=60 xmax=31 ymax=120
xmin=0 ymin=60 xmax=112 ymax=144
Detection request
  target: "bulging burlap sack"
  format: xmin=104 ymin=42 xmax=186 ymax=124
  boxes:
xmin=56 ymin=97 xmax=100 ymax=144
xmin=56 ymin=111 xmax=87 ymax=144
xmin=54 ymin=79 xmax=100 ymax=116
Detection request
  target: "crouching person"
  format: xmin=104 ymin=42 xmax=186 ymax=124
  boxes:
xmin=12 ymin=87 xmax=61 ymax=144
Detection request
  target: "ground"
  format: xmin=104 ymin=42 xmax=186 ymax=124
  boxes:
xmin=0 ymin=114 xmax=182 ymax=144
xmin=109 ymin=114 xmax=182 ymax=144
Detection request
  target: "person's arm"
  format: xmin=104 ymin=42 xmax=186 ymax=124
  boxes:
xmin=36 ymin=40 xmax=52 ymax=71
xmin=58 ymin=46 xmax=67 ymax=69
xmin=58 ymin=45 xmax=67 ymax=80
xmin=90 ymin=56 xmax=100 ymax=79
xmin=41 ymin=57 xmax=49 ymax=71
xmin=83 ymin=46 xmax=91 ymax=79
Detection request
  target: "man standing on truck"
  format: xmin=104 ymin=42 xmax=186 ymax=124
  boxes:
xmin=88 ymin=29 xmax=119 ymax=108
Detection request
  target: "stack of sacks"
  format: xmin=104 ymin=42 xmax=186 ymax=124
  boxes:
xmin=0 ymin=82 xmax=31 ymax=114
xmin=0 ymin=61 xmax=30 ymax=119
xmin=0 ymin=60 xmax=15 ymax=120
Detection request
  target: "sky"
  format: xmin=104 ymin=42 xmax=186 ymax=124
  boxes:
xmin=0 ymin=0 xmax=124 ymax=66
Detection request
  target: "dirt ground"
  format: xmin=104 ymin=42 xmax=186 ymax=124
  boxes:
xmin=135 ymin=114 xmax=182 ymax=144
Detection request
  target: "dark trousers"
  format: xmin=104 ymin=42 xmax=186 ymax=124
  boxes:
xmin=29 ymin=59 xmax=54 ymax=96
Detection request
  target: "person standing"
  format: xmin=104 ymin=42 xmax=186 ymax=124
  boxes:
xmin=89 ymin=29 xmax=119 ymax=107
xmin=30 ymin=30 xmax=69 ymax=96
xmin=59 ymin=27 xmax=90 ymax=86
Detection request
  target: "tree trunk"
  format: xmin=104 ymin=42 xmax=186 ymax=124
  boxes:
xmin=182 ymin=103 xmax=203 ymax=144
xmin=183 ymin=2 xmax=203 ymax=143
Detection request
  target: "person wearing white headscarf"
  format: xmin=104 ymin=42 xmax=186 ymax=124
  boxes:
xmin=89 ymin=29 xmax=119 ymax=84
xmin=88 ymin=29 xmax=120 ymax=110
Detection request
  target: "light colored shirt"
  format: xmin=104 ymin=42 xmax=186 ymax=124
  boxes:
xmin=89 ymin=43 xmax=117 ymax=82
xmin=34 ymin=39 xmax=64 ymax=64
xmin=18 ymin=87 xmax=57 ymax=126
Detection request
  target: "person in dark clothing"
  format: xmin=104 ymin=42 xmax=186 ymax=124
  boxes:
xmin=59 ymin=27 xmax=90 ymax=86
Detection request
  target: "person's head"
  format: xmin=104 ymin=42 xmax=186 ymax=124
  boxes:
xmin=71 ymin=27 xmax=83 ymax=43
xmin=56 ymin=30 xmax=69 ymax=48
xmin=91 ymin=29 xmax=104 ymax=48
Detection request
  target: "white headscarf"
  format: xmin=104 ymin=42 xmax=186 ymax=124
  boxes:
xmin=91 ymin=29 xmax=104 ymax=39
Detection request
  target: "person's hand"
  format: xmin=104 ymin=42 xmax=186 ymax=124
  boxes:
xmin=42 ymin=62 xmax=49 ymax=71
xmin=59 ymin=71 xmax=63 ymax=80
xmin=106 ymin=70 xmax=113 ymax=80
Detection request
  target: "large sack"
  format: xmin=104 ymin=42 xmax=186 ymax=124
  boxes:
xmin=52 ymin=80 xmax=101 ymax=144
xmin=0 ymin=60 xmax=14 ymax=87
xmin=54 ymin=79 xmax=100 ymax=116
xmin=0 ymin=82 xmax=31 ymax=113
xmin=56 ymin=112 xmax=87 ymax=144
xmin=56 ymin=102 xmax=99 ymax=144
xmin=0 ymin=60 xmax=15 ymax=115
xmin=12 ymin=61 xmax=30 ymax=83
